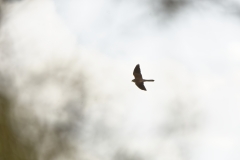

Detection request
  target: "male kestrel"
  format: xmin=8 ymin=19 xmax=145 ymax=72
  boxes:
xmin=132 ymin=64 xmax=154 ymax=91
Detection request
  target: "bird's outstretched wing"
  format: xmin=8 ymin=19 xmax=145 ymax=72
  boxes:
xmin=135 ymin=82 xmax=146 ymax=91
xmin=133 ymin=64 xmax=142 ymax=79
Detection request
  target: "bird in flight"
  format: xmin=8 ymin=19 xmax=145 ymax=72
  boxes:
xmin=132 ymin=64 xmax=154 ymax=91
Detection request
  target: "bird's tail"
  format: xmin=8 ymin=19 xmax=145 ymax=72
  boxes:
xmin=144 ymin=79 xmax=154 ymax=82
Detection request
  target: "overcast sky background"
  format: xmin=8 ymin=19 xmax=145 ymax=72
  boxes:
xmin=52 ymin=1 xmax=240 ymax=159
xmin=2 ymin=0 xmax=240 ymax=160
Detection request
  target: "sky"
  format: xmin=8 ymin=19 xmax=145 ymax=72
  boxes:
xmin=52 ymin=1 xmax=240 ymax=159
xmin=2 ymin=0 xmax=240 ymax=160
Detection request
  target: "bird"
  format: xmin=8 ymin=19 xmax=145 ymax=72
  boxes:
xmin=132 ymin=64 xmax=154 ymax=91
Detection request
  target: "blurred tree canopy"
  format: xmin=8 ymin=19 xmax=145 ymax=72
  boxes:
xmin=0 ymin=93 xmax=37 ymax=160
xmin=149 ymin=0 xmax=240 ymax=19
xmin=1 ymin=0 xmax=236 ymax=160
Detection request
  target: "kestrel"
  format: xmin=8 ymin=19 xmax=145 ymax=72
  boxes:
xmin=132 ymin=64 xmax=154 ymax=91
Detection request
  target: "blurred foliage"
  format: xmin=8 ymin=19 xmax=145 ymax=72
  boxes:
xmin=149 ymin=0 xmax=240 ymax=19
xmin=0 ymin=91 xmax=76 ymax=160
xmin=0 ymin=0 xmax=2 ymax=24
xmin=0 ymin=66 xmax=37 ymax=160
xmin=0 ymin=93 xmax=37 ymax=160
xmin=0 ymin=0 xmax=207 ymax=160
xmin=2 ymin=0 xmax=22 ymax=2
xmin=150 ymin=0 xmax=192 ymax=18
xmin=113 ymin=150 xmax=143 ymax=160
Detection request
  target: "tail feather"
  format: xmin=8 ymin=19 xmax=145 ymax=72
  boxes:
xmin=144 ymin=79 xmax=154 ymax=82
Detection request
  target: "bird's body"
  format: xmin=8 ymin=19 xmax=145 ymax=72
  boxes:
xmin=132 ymin=64 xmax=154 ymax=91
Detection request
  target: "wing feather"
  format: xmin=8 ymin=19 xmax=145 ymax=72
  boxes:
xmin=133 ymin=64 xmax=143 ymax=79
xmin=135 ymin=82 xmax=146 ymax=91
